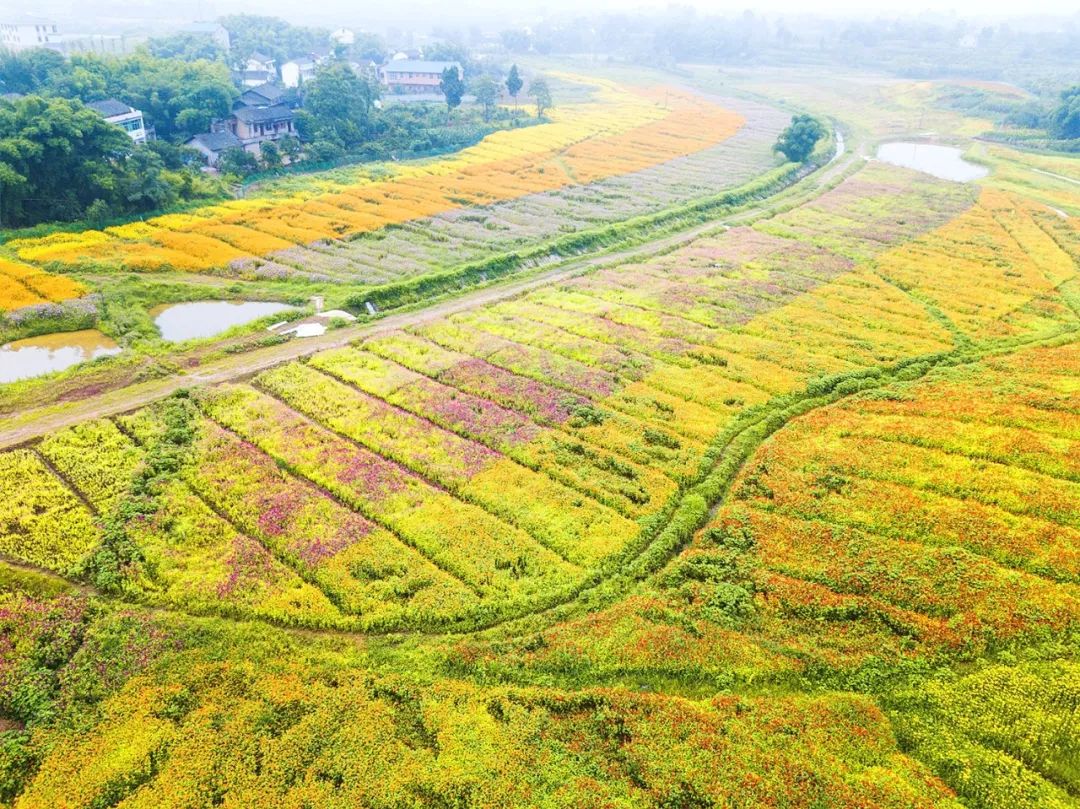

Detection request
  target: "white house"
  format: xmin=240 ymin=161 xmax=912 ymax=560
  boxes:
xmin=87 ymin=98 xmax=148 ymax=144
xmin=0 ymin=16 xmax=59 ymax=51
xmin=281 ymin=57 xmax=316 ymax=88
xmin=245 ymin=52 xmax=276 ymax=73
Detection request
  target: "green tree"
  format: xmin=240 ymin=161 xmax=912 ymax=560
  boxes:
xmin=219 ymin=14 xmax=329 ymax=69
xmin=440 ymin=66 xmax=465 ymax=118
xmin=347 ymin=32 xmax=386 ymax=63
xmin=474 ymin=76 xmax=500 ymax=121
xmin=774 ymin=114 xmax=826 ymax=162
xmin=278 ymin=135 xmax=302 ymax=163
xmin=296 ymin=61 xmax=378 ymax=148
xmin=119 ymin=149 xmax=180 ymax=211
xmin=1047 ymin=86 xmax=1080 ymax=140
xmin=425 ymin=42 xmax=478 ymax=80
xmin=0 ymin=48 xmax=67 ymax=94
xmin=218 ymin=147 xmax=258 ymax=178
xmin=147 ymin=33 xmax=226 ymax=62
xmin=506 ymin=64 xmax=523 ymax=107
xmin=108 ymin=54 xmax=237 ymax=142
xmin=0 ymin=51 xmax=237 ymax=143
xmin=501 ymin=31 xmax=531 ymax=53
xmin=0 ymin=95 xmax=133 ymax=226
xmin=259 ymin=140 xmax=283 ymax=169
xmin=529 ymin=77 xmax=552 ymax=117
xmin=45 ymin=63 xmax=108 ymax=101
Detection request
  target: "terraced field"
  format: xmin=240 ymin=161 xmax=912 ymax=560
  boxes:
xmin=0 ymin=72 xmax=1078 ymax=809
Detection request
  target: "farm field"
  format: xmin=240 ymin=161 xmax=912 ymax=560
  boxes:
xmin=0 ymin=66 xmax=1078 ymax=809
xmin=0 ymin=258 xmax=85 ymax=313
xmin=4 ymin=76 xmax=758 ymax=287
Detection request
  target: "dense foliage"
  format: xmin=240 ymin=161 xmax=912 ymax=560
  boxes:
xmin=0 ymin=96 xmax=221 ymax=228
xmin=773 ymin=114 xmax=826 ymax=162
xmin=294 ymin=61 xmax=380 ymax=149
xmin=218 ymin=14 xmax=329 ymax=67
xmin=0 ymin=49 xmax=237 ymax=143
xmin=146 ymin=32 xmax=227 ymax=63
xmin=1048 ymin=85 xmax=1080 ymax=140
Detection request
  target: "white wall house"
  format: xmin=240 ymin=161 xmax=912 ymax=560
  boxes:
xmin=0 ymin=18 xmax=59 ymax=51
xmin=281 ymin=58 xmax=316 ymax=89
xmin=87 ymin=99 xmax=148 ymax=144
xmin=245 ymin=52 xmax=276 ymax=73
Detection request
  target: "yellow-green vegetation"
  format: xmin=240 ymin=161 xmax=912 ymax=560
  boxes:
xmin=0 ymin=68 xmax=1078 ymax=808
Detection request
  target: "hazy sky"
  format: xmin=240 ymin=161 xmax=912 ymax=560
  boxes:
xmin=3 ymin=0 xmax=1078 ymax=33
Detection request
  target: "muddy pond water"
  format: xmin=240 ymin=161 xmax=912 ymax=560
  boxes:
xmin=876 ymin=142 xmax=989 ymax=182
xmin=151 ymin=301 xmax=294 ymax=342
xmin=0 ymin=329 xmax=122 ymax=384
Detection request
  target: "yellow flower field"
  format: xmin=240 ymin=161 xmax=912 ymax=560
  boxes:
xmin=0 ymin=257 xmax=86 ymax=311
xmin=8 ymin=76 xmax=744 ymax=274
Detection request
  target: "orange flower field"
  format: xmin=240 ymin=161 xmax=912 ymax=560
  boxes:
xmin=0 ymin=257 xmax=86 ymax=311
xmin=8 ymin=77 xmax=745 ymax=276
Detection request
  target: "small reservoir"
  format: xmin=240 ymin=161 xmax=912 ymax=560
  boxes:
xmin=151 ymin=301 xmax=293 ymax=342
xmin=876 ymin=142 xmax=988 ymax=182
xmin=0 ymin=329 xmax=122 ymax=383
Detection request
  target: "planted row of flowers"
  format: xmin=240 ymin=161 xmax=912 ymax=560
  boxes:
xmin=359 ymin=330 xmax=707 ymax=481
xmin=0 ymin=257 xmax=85 ymax=311
xmin=876 ymin=188 xmax=1080 ymax=341
xmin=11 ymin=80 xmax=745 ymax=275
xmin=36 ymin=417 xmax=348 ymax=627
xmin=251 ymin=363 xmax=636 ymax=567
xmin=308 ymin=347 xmax=676 ymax=517
xmin=195 ymin=384 xmax=584 ymax=598
xmin=119 ymin=401 xmax=483 ymax=622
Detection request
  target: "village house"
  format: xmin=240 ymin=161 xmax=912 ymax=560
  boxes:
xmin=87 ymin=98 xmax=148 ymax=144
xmin=281 ymin=45 xmax=335 ymax=88
xmin=228 ymin=104 xmax=296 ymax=149
xmin=379 ymin=60 xmax=462 ymax=94
xmin=185 ymin=131 xmax=243 ymax=167
xmin=234 ymin=52 xmax=276 ymax=87
xmin=237 ymin=82 xmax=290 ymax=109
xmin=245 ymin=52 xmax=276 ymax=73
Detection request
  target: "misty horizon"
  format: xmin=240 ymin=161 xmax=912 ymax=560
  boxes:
xmin=1 ymin=1 xmax=1077 ymax=38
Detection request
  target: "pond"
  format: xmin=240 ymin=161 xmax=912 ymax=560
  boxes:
xmin=876 ymin=142 xmax=988 ymax=182
xmin=151 ymin=301 xmax=294 ymax=342
xmin=0 ymin=329 xmax=122 ymax=384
